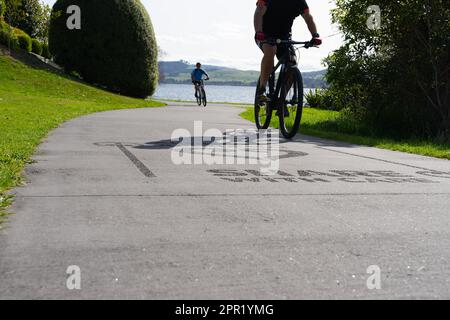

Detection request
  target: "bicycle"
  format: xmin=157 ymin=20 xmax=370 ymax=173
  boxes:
xmin=254 ymin=39 xmax=316 ymax=139
xmin=194 ymin=78 xmax=208 ymax=107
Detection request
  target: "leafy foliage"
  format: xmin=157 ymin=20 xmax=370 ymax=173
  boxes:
xmin=305 ymin=88 xmax=339 ymax=111
xmin=15 ymin=30 xmax=30 ymax=51
xmin=3 ymin=0 xmax=50 ymax=40
xmin=0 ymin=0 xmax=6 ymax=17
xmin=305 ymin=89 xmax=322 ymax=109
xmin=49 ymin=0 xmax=159 ymax=98
xmin=1 ymin=18 xmax=48 ymax=56
xmin=0 ymin=17 xmax=17 ymax=48
xmin=41 ymin=41 xmax=50 ymax=58
xmin=31 ymin=38 xmax=42 ymax=55
xmin=325 ymin=0 xmax=450 ymax=141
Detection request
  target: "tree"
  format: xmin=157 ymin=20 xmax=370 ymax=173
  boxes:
xmin=325 ymin=0 xmax=450 ymax=141
xmin=3 ymin=0 xmax=22 ymax=25
xmin=49 ymin=0 xmax=159 ymax=98
xmin=3 ymin=0 xmax=50 ymax=40
xmin=34 ymin=2 xmax=50 ymax=42
xmin=158 ymin=46 xmax=167 ymax=83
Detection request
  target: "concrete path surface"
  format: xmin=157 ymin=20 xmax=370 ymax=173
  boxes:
xmin=1 ymin=102 xmax=449 ymax=299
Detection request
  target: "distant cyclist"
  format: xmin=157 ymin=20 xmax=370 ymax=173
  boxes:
xmin=191 ymin=62 xmax=210 ymax=98
xmin=254 ymin=0 xmax=322 ymax=103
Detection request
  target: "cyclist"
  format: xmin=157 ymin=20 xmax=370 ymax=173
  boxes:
xmin=191 ymin=62 xmax=210 ymax=98
xmin=254 ymin=0 xmax=322 ymax=103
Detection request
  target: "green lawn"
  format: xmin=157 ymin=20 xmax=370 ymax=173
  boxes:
xmin=0 ymin=53 xmax=164 ymax=221
xmin=241 ymin=107 xmax=450 ymax=160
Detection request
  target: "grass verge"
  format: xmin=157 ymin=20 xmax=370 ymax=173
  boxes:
xmin=0 ymin=52 xmax=165 ymax=221
xmin=241 ymin=107 xmax=450 ymax=160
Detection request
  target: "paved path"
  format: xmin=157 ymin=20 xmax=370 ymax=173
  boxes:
xmin=1 ymin=103 xmax=449 ymax=299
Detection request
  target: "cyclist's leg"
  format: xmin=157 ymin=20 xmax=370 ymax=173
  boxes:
xmin=194 ymin=81 xmax=200 ymax=97
xmin=259 ymin=44 xmax=277 ymax=90
xmin=284 ymin=45 xmax=297 ymax=90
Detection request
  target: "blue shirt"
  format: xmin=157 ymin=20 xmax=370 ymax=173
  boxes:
xmin=191 ymin=68 xmax=208 ymax=81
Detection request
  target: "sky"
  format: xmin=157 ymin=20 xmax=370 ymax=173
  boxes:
xmin=42 ymin=0 xmax=343 ymax=71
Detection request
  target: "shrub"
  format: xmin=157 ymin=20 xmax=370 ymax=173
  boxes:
xmin=3 ymin=0 xmax=50 ymax=39
xmin=327 ymin=0 xmax=450 ymax=141
xmin=0 ymin=16 xmax=8 ymax=30
xmin=0 ymin=20 xmax=18 ymax=49
xmin=321 ymin=88 xmax=343 ymax=111
xmin=49 ymin=0 xmax=159 ymax=98
xmin=305 ymin=88 xmax=341 ymax=111
xmin=17 ymin=33 xmax=31 ymax=51
xmin=15 ymin=30 xmax=31 ymax=52
xmin=305 ymin=89 xmax=324 ymax=109
xmin=41 ymin=42 xmax=50 ymax=58
xmin=0 ymin=0 xmax=5 ymax=18
xmin=0 ymin=28 xmax=9 ymax=45
xmin=31 ymin=38 xmax=43 ymax=55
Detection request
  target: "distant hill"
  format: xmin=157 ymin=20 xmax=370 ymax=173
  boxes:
xmin=158 ymin=61 xmax=327 ymax=88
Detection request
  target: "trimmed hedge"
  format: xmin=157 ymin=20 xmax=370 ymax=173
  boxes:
xmin=0 ymin=18 xmax=18 ymax=49
xmin=14 ymin=29 xmax=32 ymax=52
xmin=31 ymin=38 xmax=43 ymax=55
xmin=49 ymin=0 xmax=159 ymax=98
xmin=0 ymin=0 xmax=5 ymax=18
xmin=41 ymin=42 xmax=50 ymax=58
xmin=0 ymin=18 xmax=47 ymax=55
xmin=0 ymin=28 xmax=11 ymax=46
xmin=0 ymin=17 xmax=8 ymax=30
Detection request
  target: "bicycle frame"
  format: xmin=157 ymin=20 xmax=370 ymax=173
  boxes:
xmin=194 ymin=78 xmax=208 ymax=106
xmin=194 ymin=78 xmax=209 ymax=93
xmin=194 ymin=80 xmax=204 ymax=91
xmin=262 ymin=40 xmax=311 ymax=110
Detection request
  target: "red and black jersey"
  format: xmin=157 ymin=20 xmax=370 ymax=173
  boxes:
xmin=257 ymin=0 xmax=310 ymax=38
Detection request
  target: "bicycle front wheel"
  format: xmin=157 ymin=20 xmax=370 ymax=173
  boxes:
xmin=279 ymin=68 xmax=304 ymax=139
xmin=254 ymin=77 xmax=272 ymax=129
xmin=202 ymin=88 xmax=207 ymax=107
xmin=196 ymin=88 xmax=202 ymax=106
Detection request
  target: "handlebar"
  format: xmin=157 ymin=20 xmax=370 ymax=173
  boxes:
xmin=261 ymin=39 xmax=317 ymax=48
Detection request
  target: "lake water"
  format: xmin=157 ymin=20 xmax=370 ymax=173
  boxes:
xmin=154 ymin=83 xmax=313 ymax=104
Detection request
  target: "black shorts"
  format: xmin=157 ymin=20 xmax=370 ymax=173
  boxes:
xmin=255 ymin=37 xmax=296 ymax=61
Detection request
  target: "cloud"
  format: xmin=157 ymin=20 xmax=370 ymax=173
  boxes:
xmin=212 ymin=22 xmax=246 ymax=39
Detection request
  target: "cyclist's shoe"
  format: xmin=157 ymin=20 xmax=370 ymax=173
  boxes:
xmin=256 ymin=86 xmax=269 ymax=106
xmin=257 ymin=93 xmax=269 ymax=105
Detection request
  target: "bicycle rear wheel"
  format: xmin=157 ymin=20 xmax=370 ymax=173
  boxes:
xmin=254 ymin=77 xmax=272 ymax=129
xmin=279 ymin=68 xmax=304 ymax=139
xmin=202 ymin=88 xmax=207 ymax=107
